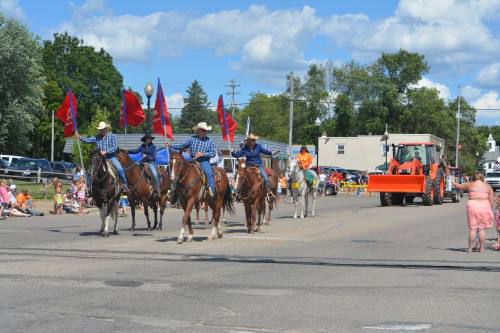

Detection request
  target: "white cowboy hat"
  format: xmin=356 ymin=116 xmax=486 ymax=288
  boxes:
xmin=192 ymin=122 xmax=212 ymax=131
xmin=96 ymin=121 xmax=110 ymax=130
xmin=246 ymin=133 xmax=259 ymax=140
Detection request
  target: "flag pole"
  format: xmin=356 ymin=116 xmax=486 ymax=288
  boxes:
xmin=68 ymin=89 xmax=85 ymax=172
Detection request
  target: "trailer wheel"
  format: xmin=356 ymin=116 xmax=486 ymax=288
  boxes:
xmin=433 ymin=169 xmax=444 ymax=205
xmin=422 ymin=176 xmax=434 ymax=206
xmin=380 ymin=192 xmax=392 ymax=206
xmin=392 ymin=193 xmax=404 ymax=205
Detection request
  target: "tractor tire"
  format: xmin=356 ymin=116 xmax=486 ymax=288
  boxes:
xmin=433 ymin=168 xmax=444 ymax=205
xmin=392 ymin=193 xmax=404 ymax=206
xmin=405 ymin=196 xmax=415 ymax=204
xmin=380 ymin=192 xmax=392 ymax=206
xmin=422 ymin=176 xmax=434 ymax=206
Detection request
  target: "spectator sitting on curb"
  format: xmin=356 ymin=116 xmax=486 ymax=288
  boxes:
xmin=62 ymin=189 xmax=79 ymax=214
xmin=0 ymin=180 xmax=10 ymax=220
xmin=7 ymin=185 xmax=31 ymax=217
xmin=16 ymin=188 xmax=44 ymax=216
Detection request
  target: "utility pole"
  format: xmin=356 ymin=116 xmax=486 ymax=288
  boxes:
xmin=51 ymin=110 xmax=54 ymax=162
xmin=288 ymin=73 xmax=294 ymax=160
xmin=225 ymin=79 xmax=240 ymax=116
xmin=455 ymin=90 xmax=461 ymax=168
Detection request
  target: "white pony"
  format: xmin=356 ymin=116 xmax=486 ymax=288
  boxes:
xmin=288 ymin=159 xmax=319 ymax=219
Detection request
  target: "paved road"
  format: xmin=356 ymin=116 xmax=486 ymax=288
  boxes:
xmin=0 ymin=195 xmax=499 ymax=332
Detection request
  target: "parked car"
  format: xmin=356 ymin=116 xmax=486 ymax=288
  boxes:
xmin=0 ymin=154 xmax=25 ymax=166
xmin=346 ymin=169 xmax=368 ymax=184
xmin=319 ymin=166 xmax=348 ymax=180
xmin=5 ymin=158 xmax=52 ymax=182
xmin=0 ymin=159 xmax=8 ymax=174
xmin=485 ymin=171 xmax=500 ymax=192
xmin=51 ymin=161 xmax=76 ymax=181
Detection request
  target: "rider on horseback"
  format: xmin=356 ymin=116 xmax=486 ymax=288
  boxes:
xmin=231 ymin=133 xmax=275 ymax=200
xmin=76 ymin=122 xmax=129 ymax=191
xmin=170 ymin=122 xmax=217 ymax=197
xmin=127 ymin=134 xmax=161 ymax=195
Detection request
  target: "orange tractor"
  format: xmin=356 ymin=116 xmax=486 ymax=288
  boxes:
xmin=368 ymin=142 xmax=445 ymax=206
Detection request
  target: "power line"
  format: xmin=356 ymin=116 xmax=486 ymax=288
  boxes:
xmin=225 ymin=79 xmax=240 ymax=117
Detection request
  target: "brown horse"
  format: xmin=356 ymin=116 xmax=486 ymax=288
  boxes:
xmin=263 ymin=168 xmax=279 ymax=225
xmin=235 ymin=159 xmax=268 ymax=233
xmin=115 ymin=150 xmax=170 ymax=231
xmin=170 ymin=150 xmax=234 ymax=243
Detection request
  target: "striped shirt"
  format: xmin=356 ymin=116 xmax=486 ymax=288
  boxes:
xmin=80 ymin=133 xmax=118 ymax=155
xmin=172 ymin=135 xmax=216 ymax=160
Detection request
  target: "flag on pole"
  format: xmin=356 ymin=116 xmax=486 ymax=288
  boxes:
xmin=55 ymin=89 xmax=78 ymax=137
xmin=245 ymin=116 xmax=250 ymax=137
xmin=216 ymin=95 xmax=237 ymax=142
xmin=120 ymin=90 xmax=145 ymax=128
xmin=152 ymin=78 xmax=173 ymax=139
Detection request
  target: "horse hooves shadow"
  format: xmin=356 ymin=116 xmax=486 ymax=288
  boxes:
xmin=79 ymin=231 xmax=102 ymax=237
xmin=223 ymin=228 xmax=247 ymax=234
xmin=446 ymin=247 xmax=471 ymax=252
xmin=156 ymin=236 xmax=205 ymax=243
xmin=133 ymin=233 xmax=153 ymax=237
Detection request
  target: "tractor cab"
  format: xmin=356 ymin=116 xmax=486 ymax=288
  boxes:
xmin=388 ymin=143 xmax=440 ymax=176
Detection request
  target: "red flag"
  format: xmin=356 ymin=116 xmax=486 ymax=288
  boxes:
xmin=152 ymin=80 xmax=173 ymax=139
xmin=120 ymin=90 xmax=145 ymax=128
xmin=55 ymin=90 xmax=78 ymax=137
xmin=216 ymin=95 xmax=237 ymax=142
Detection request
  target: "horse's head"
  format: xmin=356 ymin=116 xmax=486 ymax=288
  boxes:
xmin=89 ymin=151 xmax=107 ymax=183
xmin=169 ymin=149 xmax=185 ymax=182
xmin=234 ymin=158 xmax=247 ymax=190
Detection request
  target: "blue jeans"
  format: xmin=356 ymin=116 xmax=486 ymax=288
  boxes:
xmin=147 ymin=162 xmax=161 ymax=193
xmin=256 ymin=165 xmax=270 ymax=188
xmin=199 ymin=160 xmax=215 ymax=193
xmin=109 ymin=156 xmax=128 ymax=186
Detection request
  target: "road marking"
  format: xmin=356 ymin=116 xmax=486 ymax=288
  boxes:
xmin=0 ymin=229 xmax=31 ymax=233
xmin=364 ymin=323 xmax=433 ymax=331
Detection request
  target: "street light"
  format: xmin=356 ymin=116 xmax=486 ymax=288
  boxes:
xmin=144 ymin=81 xmax=154 ymax=135
xmin=380 ymin=123 xmax=390 ymax=174
xmin=315 ymin=116 xmax=321 ymax=173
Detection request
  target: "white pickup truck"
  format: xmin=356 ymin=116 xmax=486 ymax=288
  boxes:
xmin=485 ymin=171 xmax=500 ymax=192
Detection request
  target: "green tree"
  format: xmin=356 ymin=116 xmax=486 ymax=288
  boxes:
xmin=0 ymin=13 xmax=45 ymax=155
xmin=333 ymin=94 xmax=355 ymax=136
xmin=177 ymin=80 xmax=216 ymax=132
xmin=42 ymin=33 xmax=123 ymax=129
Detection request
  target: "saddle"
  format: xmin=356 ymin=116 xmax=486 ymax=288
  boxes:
xmin=141 ymin=163 xmax=162 ymax=186
xmin=105 ymin=160 xmax=118 ymax=180
xmin=304 ymin=169 xmax=317 ymax=187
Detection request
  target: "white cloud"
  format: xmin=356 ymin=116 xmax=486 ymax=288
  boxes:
xmin=321 ymin=0 xmax=500 ymax=71
xmin=0 ymin=0 xmax=26 ymax=21
xmin=471 ymin=91 xmax=500 ymax=125
xmin=476 ymin=63 xmax=500 ymax=87
xmin=461 ymin=85 xmax=482 ymax=101
xmin=412 ymin=77 xmax=450 ymax=100
xmin=165 ymin=93 xmax=184 ymax=117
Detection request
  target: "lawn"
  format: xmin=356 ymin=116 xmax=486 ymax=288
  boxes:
xmin=2 ymin=180 xmax=72 ymax=200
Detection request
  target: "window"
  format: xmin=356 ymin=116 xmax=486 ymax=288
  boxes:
xmin=336 ymin=144 xmax=345 ymax=154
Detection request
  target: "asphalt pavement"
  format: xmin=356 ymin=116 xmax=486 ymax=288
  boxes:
xmin=0 ymin=194 xmax=499 ymax=333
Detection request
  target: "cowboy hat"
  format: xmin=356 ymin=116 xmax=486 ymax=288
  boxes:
xmin=246 ymin=133 xmax=259 ymax=140
xmin=192 ymin=122 xmax=212 ymax=131
xmin=141 ymin=134 xmax=155 ymax=142
xmin=96 ymin=121 xmax=110 ymax=130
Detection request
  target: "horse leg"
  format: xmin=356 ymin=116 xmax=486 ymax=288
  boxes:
xmin=187 ymin=215 xmax=194 ymax=243
xmin=266 ymin=201 xmax=273 ymax=225
xmin=250 ymin=202 xmax=257 ymax=234
xmin=101 ymin=203 xmax=109 ymax=237
xmin=204 ymin=202 xmax=209 ymax=225
xmin=304 ymin=190 xmax=308 ymax=218
xmin=293 ymin=193 xmax=298 ymax=219
xmin=143 ymin=201 xmax=152 ymax=231
xmin=178 ymin=199 xmax=194 ymax=244
xmin=209 ymin=199 xmax=222 ymax=240
xmin=195 ymin=202 xmax=200 ymax=224
xmin=300 ymin=191 xmax=305 ymax=219
xmin=151 ymin=201 xmax=159 ymax=230
xmin=159 ymin=196 xmax=166 ymax=231
xmin=245 ymin=204 xmax=252 ymax=233
xmin=129 ymin=203 xmax=136 ymax=232
xmin=112 ymin=202 xmax=120 ymax=235
xmin=311 ymin=189 xmax=317 ymax=217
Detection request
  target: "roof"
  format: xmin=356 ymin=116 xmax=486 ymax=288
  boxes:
xmin=63 ymin=133 xmax=289 ymax=155
xmin=396 ymin=142 xmax=435 ymax=146
xmin=483 ymin=146 xmax=500 ymax=161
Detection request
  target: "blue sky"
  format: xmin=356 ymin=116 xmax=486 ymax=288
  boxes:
xmin=2 ymin=0 xmax=500 ymax=125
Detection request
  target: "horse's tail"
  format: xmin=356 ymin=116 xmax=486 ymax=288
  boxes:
xmin=223 ymin=185 xmax=235 ymax=215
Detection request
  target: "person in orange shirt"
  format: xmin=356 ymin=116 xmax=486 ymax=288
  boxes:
xmin=296 ymin=146 xmax=313 ymax=169
xmin=16 ymin=189 xmax=43 ymax=216
xmin=279 ymin=173 xmax=287 ymax=197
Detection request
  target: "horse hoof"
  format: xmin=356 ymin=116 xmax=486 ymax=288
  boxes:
xmin=147 ymin=227 xmax=151 ymax=232
xmin=158 ymin=226 xmax=163 ymax=231
xmin=176 ymin=237 xmax=184 ymax=244
xmin=187 ymin=235 xmax=193 ymax=242
xmin=113 ymin=230 xmax=119 ymax=235
xmin=208 ymin=235 xmax=214 ymax=241
xmin=102 ymin=232 xmax=109 ymax=238
xmin=129 ymin=228 xmax=134 ymax=232
xmin=217 ymin=233 xmax=223 ymax=239
xmin=293 ymin=216 xmax=297 ymax=219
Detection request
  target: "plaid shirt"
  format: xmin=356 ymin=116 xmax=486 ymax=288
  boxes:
xmin=172 ymin=135 xmax=216 ymax=160
xmin=80 ymin=133 xmax=118 ymax=155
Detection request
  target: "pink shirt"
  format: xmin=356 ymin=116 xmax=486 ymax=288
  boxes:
xmin=0 ymin=185 xmax=9 ymax=203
